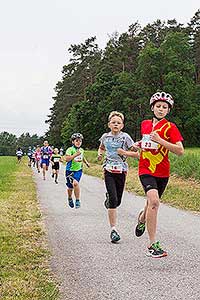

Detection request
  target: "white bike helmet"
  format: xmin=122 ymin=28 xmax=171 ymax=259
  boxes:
xmin=71 ymin=133 xmax=83 ymax=141
xmin=150 ymin=92 xmax=174 ymax=108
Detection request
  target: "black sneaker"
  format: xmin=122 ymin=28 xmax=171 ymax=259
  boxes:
xmin=147 ymin=241 xmax=168 ymax=258
xmin=68 ymin=199 xmax=74 ymax=208
xmin=104 ymin=193 xmax=109 ymax=209
xmin=135 ymin=210 xmax=146 ymax=237
xmin=110 ymin=229 xmax=120 ymax=243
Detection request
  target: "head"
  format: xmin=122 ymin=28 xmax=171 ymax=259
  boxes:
xmin=150 ymin=92 xmax=174 ymax=120
xmin=71 ymin=133 xmax=83 ymax=148
xmin=108 ymin=111 xmax=124 ymax=134
xmin=54 ymin=147 xmax=59 ymax=154
xmin=43 ymin=140 xmax=49 ymax=147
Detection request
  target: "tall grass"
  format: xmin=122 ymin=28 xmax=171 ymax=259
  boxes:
xmin=85 ymin=148 xmax=200 ymax=182
xmin=0 ymin=157 xmax=59 ymax=300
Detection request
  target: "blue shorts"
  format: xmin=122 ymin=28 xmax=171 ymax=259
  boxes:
xmin=41 ymin=158 xmax=50 ymax=167
xmin=66 ymin=170 xmax=82 ymax=189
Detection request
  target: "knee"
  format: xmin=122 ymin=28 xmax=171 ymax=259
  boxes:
xmin=148 ymin=198 xmax=160 ymax=210
xmin=73 ymin=181 xmax=79 ymax=188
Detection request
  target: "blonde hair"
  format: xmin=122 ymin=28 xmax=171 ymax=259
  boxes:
xmin=108 ymin=111 xmax=124 ymax=122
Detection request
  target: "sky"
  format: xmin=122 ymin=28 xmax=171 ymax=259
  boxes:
xmin=0 ymin=0 xmax=199 ymax=137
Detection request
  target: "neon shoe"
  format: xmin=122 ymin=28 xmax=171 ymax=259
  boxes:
xmin=110 ymin=229 xmax=120 ymax=243
xmin=135 ymin=210 xmax=145 ymax=237
xmin=75 ymin=199 xmax=81 ymax=209
xmin=147 ymin=241 xmax=168 ymax=258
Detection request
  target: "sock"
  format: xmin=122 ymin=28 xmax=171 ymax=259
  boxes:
xmin=111 ymin=226 xmax=116 ymax=231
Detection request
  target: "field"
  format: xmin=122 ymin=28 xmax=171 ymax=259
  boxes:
xmin=0 ymin=157 xmax=59 ymax=300
xmin=84 ymin=148 xmax=200 ymax=212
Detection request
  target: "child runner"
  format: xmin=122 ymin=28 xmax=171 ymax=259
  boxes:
xmin=51 ymin=148 xmax=62 ymax=184
xmin=122 ymin=92 xmax=184 ymax=258
xmin=40 ymin=140 xmax=53 ymax=180
xmin=27 ymin=146 xmax=33 ymax=167
xmin=35 ymin=145 xmax=41 ymax=173
xmin=65 ymin=133 xmax=90 ymax=209
xmin=98 ymin=111 xmax=139 ymax=243
xmin=16 ymin=147 xmax=23 ymax=163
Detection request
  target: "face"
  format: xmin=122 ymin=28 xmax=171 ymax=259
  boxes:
xmin=108 ymin=116 xmax=124 ymax=134
xmin=54 ymin=148 xmax=58 ymax=154
xmin=44 ymin=141 xmax=48 ymax=147
xmin=152 ymin=101 xmax=170 ymax=119
xmin=73 ymin=138 xmax=82 ymax=148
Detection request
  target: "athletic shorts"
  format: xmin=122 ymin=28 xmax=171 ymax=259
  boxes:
xmin=104 ymin=170 xmax=126 ymax=209
xmin=66 ymin=169 xmax=82 ymax=189
xmin=52 ymin=162 xmax=59 ymax=170
xmin=41 ymin=158 xmax=50 ymax=167
xmin=139 ymin=174 xmax=169 ymax=198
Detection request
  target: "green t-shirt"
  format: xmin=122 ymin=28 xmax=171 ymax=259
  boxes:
xmin=66 ymin=146 xmax=84 ymax=171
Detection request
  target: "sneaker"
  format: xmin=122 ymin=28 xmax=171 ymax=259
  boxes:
xmin=104 ymin=193 xmax=109 ymax=209
xmin=135 ymin=210 xmax=146 ymax=237
xmin=147 ymin=241 xmax=168 ymax=258
xmin=68 ymin=199 xmax=74 ymax=208
xmin=75 ymin=199 xmax=81 ymax=209
xmin=110 ymin=229 xmax=121 ymax=243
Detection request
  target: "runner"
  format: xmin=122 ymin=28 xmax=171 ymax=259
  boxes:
xmin=35 ymin=145 xmax=41 ymax=173
xmin=97 ymin=111 xmax=139 ymax=243
xmin=121 ymin=92 xmax=184 ymax=257
xmin=16 ymin=147 xmax=23 ymax=163
xmin=51 ymin=148 xmax=62 ymax=184
xmin=65 ymin=133 xmax=90 ymax=209
xmin=27 ymin=146 xmax=33 ymax=167
xmin=40 ymin=140 xmax=52 ymax=180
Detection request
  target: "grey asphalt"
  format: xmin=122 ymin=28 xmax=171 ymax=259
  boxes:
xmin=34 ymin=165 xmax=200 ymax=300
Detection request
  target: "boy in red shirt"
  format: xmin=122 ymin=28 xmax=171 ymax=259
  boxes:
xmin=118 ymin=92 xmax=184 ymax=257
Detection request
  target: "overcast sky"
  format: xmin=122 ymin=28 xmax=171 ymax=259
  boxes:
xmin=0 ymin=0 xmax=199 ymax=137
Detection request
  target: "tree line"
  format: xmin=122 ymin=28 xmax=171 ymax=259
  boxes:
xmin=0 ymin=132 xmax=43 ymax=156
xmin=46 ymin=10 xmax=200 ymax=149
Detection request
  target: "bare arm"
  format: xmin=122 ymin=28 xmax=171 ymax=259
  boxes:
xmin=97 ymin=144 xmax=105 ymax=161
xmin=117 ymin=147 xmax=140 ymax=159
xmin=65 ymin=150 xmax=81 ymax=162
xmin=150 ymin=131 xmax=184 ymax=156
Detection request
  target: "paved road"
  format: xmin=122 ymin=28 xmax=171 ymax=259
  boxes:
xmin=34 ymin=166 xmax=200 ymax=300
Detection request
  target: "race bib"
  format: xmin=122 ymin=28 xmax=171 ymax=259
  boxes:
xmin=141 ymin=134 xmax=159 ymax=150
xmin=106 ymin=162 xmax=123 ymax=174
xmin=43 ymin=154 xmax=49 ymax=159
xmin=74 ymin=154 xmax=83 ymax=162
xmin=54 ymin=158 xmax=60 ymax=162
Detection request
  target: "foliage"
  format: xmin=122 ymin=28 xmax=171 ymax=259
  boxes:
xmin=47 ymin=11 xmax=200 ymax=148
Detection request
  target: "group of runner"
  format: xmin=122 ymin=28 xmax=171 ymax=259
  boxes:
xmin=19 ymin=91 xmax=184 ymax=258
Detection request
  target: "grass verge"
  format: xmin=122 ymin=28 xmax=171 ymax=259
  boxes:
xmin=0 ymin=157 xmax=59 ymax=300
xmin=84 ymin=150 xmax=200 ymax=212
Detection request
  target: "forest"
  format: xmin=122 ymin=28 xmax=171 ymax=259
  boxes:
xmin=46 ymin=10 xmax=200 ymax=149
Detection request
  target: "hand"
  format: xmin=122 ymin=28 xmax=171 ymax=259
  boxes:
xmin=97 ymin=154 xmax=103 ymax=161
xmin=150 ymin=131 xmax=160 ymax=143
xmin=75 ymin=150 xmax=81 ymax=157
xmin=117 ymin=148 xmax=125 ymax=155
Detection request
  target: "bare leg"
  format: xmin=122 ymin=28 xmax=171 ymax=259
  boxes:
xmin=146 ymin=189 xmax=160 ymax=245
xmin=108 ymin=208 xmax=117 ymax=228
xmin=73 ymin=180 xmax=80 ymax=199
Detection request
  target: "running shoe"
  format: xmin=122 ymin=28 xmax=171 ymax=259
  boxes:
xmin=110 ymin=229 xmax=121 ymax=243
xmin=135 ymin=210 xmax=146 ymax=237
xmin=68 ymin=199 xmax=74 ymax=208
xmin=75 ymin=199 xmax=81 ymax=209
xmin=147 ymin=241 xmax=167 ymax=258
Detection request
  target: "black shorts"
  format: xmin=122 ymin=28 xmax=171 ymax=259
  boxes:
xmin=104 ymin=170 xmax=126 ymax=209
xmin=52 ymin=162 xmax=59 ymax=170
xmin=139 ymin=174 xmax=169 ymax=198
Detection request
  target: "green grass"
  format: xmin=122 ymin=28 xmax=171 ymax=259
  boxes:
xmin=0 ymin=157 xmax=59 ymax=300
xmin=84 ymin=149 xmax=200 ymax=212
